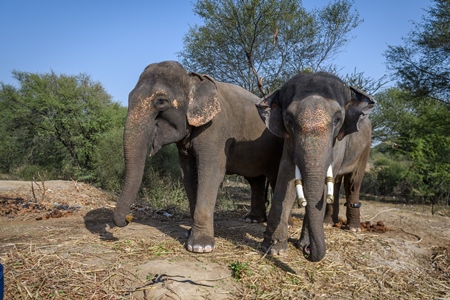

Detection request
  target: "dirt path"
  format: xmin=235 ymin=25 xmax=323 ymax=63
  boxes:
xmin=1 ymin=180 xmax=449 ymax=299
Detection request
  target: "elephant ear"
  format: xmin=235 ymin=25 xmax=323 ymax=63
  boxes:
xmin=187 ymin=72 xmax=221 ymax=127
xmin=256 ymin=90 xmax=288 ymax=138
xmin=337 ymin=86 xmax=376 ymax=140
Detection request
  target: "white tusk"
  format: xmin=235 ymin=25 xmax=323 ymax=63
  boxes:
xmin=295 ymin=166 xmax=307 ymax=207
xmin=325 ymin=165 xmax=334 ymax=204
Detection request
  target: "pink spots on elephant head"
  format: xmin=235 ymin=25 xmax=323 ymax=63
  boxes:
xmin=128 ymin=89 xmax=171 ymax=122
xmin=294 ymin=102 xmax=333 ymax=167
xmin=127 ymin=93 xmax=156 ymax=126
xmin=298 ymin=105 xmax=330 ymax=136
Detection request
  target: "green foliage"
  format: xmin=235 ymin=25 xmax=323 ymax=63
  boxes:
xmin=375 ymin=2 xmax=450 ymax=205
xmin=93 ymin=127 xmax=126 ymax=192
xmin=373 ymin=157 xmax=407 ymax=195
xmin=385 ymin=0 xmax=450 ymax=103
xmin=0 ymin=70 xmax=187 ymax=209
xmin=370 ymin=88 xmax=450 ymax=203
xmin=140 ymin=144 xmax=186 ymax=210
xmin=379 ymin=0 xmax=450 ymax=207
xmin=144 ymin=144 xmax=181 ymax=181
xmin=93 ymin=127 xmax=182 ymax=198
xmin=342 ymin=68 xmax=388 ymax=95
xmin=229 ymin=261 xmax=251 ymax=280
xmin=180 ymin=0 xmax=361 ymax=95
xmin=0 ymin=70 xmax=127 ymax=181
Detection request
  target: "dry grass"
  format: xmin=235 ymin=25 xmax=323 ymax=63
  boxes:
xmin=1 ymin=180 xmax=450 ymax=299
xmin=3 ymin=223 xmax=449 ymax=299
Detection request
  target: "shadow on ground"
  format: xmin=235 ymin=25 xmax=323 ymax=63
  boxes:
xmin=83 ymin=206 xmax=303 ymax=274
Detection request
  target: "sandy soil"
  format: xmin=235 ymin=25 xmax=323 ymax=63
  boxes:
xmin=0 ymin=180 xmax=449 ymax=299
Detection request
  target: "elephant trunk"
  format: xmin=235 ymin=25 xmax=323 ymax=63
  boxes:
xmin=113 ymin=115 xmax=155 ymax=227
xmin=295 ymin=135 xmax=333 ymax=262
xmin=299 ymin=169 xmax=327 ymax=262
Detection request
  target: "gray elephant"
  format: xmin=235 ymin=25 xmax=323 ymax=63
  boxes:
xmin=323 ymin=126 xmax=372 ymax=230
xmin=112 ymin=61 xmax=283 ymax=253
xmin=257 ymin=72 xmax=375 ymax=262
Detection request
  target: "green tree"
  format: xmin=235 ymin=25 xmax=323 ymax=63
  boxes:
xmin=343 ymin=68 xmax=388 ymax=96
xmin=0 ymin=71 xmax=126 ymax=180
xmin=179 ymin=0 xmax=361 ymax=95
xmin=373 ymin=156 xmax=407 ymax=196
xmin=380 ymin=0 xmax=450 ymax=209
xmin=385 ymin=0 xmax=450 ymax=103
xmin=371 ymin=88 xmax=450 ymax=208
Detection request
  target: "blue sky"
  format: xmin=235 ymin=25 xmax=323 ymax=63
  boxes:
xmin=0 ymin=0 xmax=431 ymax=106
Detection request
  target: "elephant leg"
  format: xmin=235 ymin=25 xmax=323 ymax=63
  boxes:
xmin=344 ymin=143 xmax=370 ymax=232
xmin=344 ymin=173 xmax=362 ymax=232
xmin=178 ymin=151 xmax=198 ymax=218
xmin=244 ymin=175 xmax=267 ymax=223
xmin=261 ymin=153 xmax=296 ymax=255
xmin=344 ymin=166 xmax=367 ymax=232
xmin=186 ymin=156 xmax=225 ymax=253
xmin=324 ymin=175 xmax=342 ymax=225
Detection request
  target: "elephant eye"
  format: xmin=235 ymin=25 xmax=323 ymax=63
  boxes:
xmin=154 ymin=98 xmax=170 ymax=111
xmin=334 ymin=117 xmax=341 ymax=125
xmin=284 ymin=116 xmax=295 ymax=134
xmin=333 ymin=113 xmax=343 ymax=127
xmin=284 ymin=118 xmax=292 ymax=128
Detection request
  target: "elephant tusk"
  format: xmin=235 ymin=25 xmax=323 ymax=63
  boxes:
xmin=325 ymin=165 xmax=334 ymax=204
xmin=295 ymin=166 xmax=307 ymax=207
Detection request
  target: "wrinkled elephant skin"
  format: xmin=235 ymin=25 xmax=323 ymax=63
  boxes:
xmin=113 ymin=61 xmax=283 ymax=253
xmin=257 ymin=72 xmax=375 ymax=262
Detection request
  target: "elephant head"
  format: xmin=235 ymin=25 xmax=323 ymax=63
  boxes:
xmin=257 ymin=72 xmax=375 ymax=262
xmin=113 ymin=61 xmax=221 ymax=227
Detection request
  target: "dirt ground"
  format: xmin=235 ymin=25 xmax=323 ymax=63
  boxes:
xmin=0 ymin=180 xmax=449 ymax=299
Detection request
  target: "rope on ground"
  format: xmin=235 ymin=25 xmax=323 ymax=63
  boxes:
xmin=399 ymin=228 xmax=423 ymax=244
xmin=363 ymin=208 xmax=399 ymax=222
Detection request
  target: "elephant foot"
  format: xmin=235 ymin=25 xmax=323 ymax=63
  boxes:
xmin=244 ymin=212 xmax=267 ymax=223
xmin=112 ymin=211 xmax=129 ymax=227
xmin=346 ymin=217 xmax=362 ymax=232
xmin=261 ymin=235 xmax=288 ymax=256
xmin=288 ymin=214 xmax=294 ymax=228
xmin=186 ymin=228 xmax=215 ymax=253
xmin=323 ymin=215 xmax=334 ymax=226
xmin=349 ymin=225 xmax=362 ymax=232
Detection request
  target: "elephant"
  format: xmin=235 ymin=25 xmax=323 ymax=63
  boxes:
xmin=323 ymin=126 xmax=372 ymax=230
xmin=256 ymin=72 xmax=375 ymax=262
xmin=112 ymin=61 xmax=284 ymax=253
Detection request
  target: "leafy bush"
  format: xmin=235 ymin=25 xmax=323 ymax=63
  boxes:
xmin=374 ymin=157 xmax=407 ymax=195
xmin=0 ymin=71 xmax=127 ymax=181
xmin=140 ymin=144 xmax=186 ymax=211
xmin=93 ymin=128 xmax=125 ymax=192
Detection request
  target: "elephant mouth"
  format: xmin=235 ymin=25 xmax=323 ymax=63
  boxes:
xmin=298 ymin=234 xmax=326 ymax=262
xmin=303 ymin=245 xmax=311 ymax=258
xmin=148 ymin=123 xmax=161 ymax=157
xmin=149 ymin=140 xmax=162 ymax=157
xmin=294 ymin=165 xmax=334 ymax=207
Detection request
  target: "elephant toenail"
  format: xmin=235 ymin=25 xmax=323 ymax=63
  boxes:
xmin=187 ymin=244 xmax=193 ymax=251
xmin=204 ymin=245 xmax=213 ymax=252
xmin=269 ymin=248 xmax=279 ymax=256
xmin=349 ymin=227 xmax=361 ymax=232
xmin=193 ymin=245 xmax=204 ymax=252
